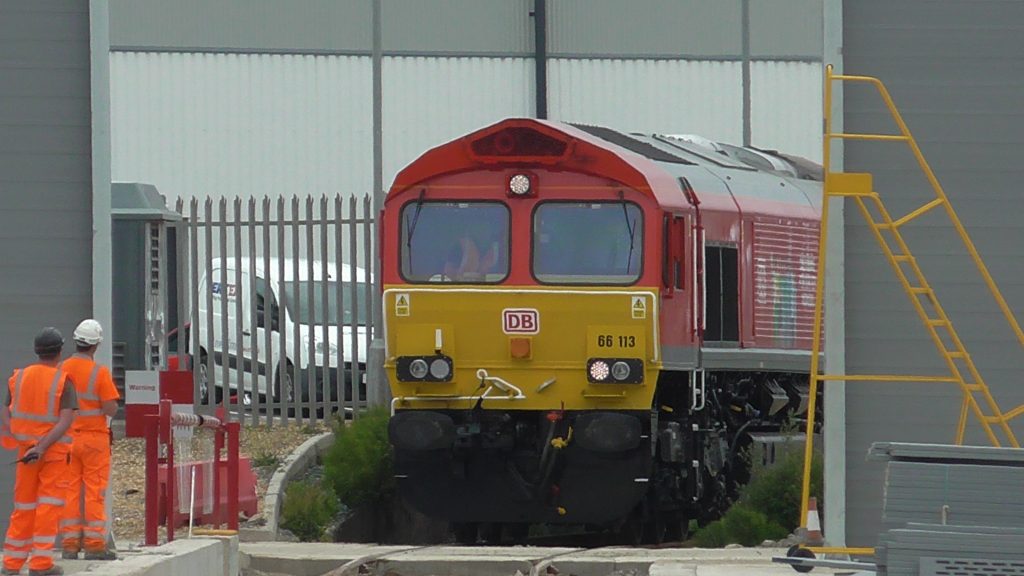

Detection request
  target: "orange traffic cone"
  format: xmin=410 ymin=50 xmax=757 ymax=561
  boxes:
xmin=804 ymin=497 xmax=824 ymax=545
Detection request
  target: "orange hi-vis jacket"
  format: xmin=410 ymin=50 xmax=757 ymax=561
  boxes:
xmin=7 ymin=365 xmax=72 ymax=455
xmin=60 ymin=354 xmax=117 ymax=435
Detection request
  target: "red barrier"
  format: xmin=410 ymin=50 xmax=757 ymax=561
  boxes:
xmin=144 ymin=399 xmax=245 ymax=546
xmin=154 ymin=457 xmax=258 ymax=528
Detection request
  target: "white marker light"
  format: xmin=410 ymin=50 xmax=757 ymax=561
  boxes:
xmin=589 ymin=360 xmax=610 ymax=382
xmin=509 ymin=174 xmax=531 ymax=196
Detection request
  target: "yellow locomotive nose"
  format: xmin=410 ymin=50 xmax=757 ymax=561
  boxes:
xmin=384 ymin=287 xmax=658 ymax=412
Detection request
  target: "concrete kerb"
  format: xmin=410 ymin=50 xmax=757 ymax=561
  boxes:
xmin=246 ymin=431 xmax=334 ymax=542
xmin=239 ymin=543 xmax=827 ymax=576
xmin=77 ymin=536 xmax=239 ymax=576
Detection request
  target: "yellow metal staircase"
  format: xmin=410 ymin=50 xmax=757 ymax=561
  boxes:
xmin=797 ymin=65 xmax=1024 ymax=551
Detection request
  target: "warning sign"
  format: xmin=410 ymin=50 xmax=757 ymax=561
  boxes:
xmin=395 ymin=293 xmax=410 ymax=317
xmin=631 ymin=296 xmax=647 ymax=319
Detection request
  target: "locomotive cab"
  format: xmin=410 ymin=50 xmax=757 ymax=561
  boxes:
xmin=381 ymin=119 xmax=821 ymax=543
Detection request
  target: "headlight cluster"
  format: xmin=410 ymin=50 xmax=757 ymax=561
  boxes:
xmin=397 ymin=355 xmax=454 ymax=382
xmin=586 ymin=358 xmax=644 ymax=384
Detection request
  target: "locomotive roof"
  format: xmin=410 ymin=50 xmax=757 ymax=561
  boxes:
xmin=571 ymin=124 xmax=822 ymax=218
xmin=388 ymin=118 xmax=821 ymax=217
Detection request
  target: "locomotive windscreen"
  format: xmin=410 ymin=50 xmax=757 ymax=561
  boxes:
xmin=400 ymin=201 xmax=509 ymax=283
xmin=533 ymin=202 xmax=643 ymax=284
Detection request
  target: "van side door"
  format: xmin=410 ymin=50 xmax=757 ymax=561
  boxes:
xmin=210 ymin=267 xmax=248 ymax=395
xmin=253 ymin=276 xmax=282 ymax=398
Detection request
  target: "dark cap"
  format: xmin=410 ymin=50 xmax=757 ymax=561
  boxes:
xmin=34 ymin=327 xmax=64 ymax=356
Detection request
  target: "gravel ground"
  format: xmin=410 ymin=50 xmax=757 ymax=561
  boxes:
xmin=111 ymin=419 xmax=329 ymax=545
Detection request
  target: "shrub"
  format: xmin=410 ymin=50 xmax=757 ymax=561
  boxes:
xmin=280 ymin=480 xmax=339 ymax=542
xmin=694 ymin=504 xmax=788 ymax=547
xmin=323 ymin=407 xmax=395 ymax=508
xmin=742 ymin=446 xmax=824 ymax=532
xmin=693 ymin=442 xmax=824 ymax=546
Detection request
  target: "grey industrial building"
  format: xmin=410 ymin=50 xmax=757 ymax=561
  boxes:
xmin=3 ymin=0 xmax=1024 ymax=549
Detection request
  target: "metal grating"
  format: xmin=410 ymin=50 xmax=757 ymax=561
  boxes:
xmin=111 ymin=341 xmax=127 ymax=401
xmin=923 ymin=557 xmax=1024 ymax=576
xmin=752 ymin=219 xmax=819 ymax=346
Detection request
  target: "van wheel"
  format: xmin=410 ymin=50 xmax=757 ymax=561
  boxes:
xmin=196 ymin=350 xmax=221 ymax=405
xmin=273 ymin=362 xmax=295 ymax=412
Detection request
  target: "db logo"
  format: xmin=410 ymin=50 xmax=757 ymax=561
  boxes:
xmin=502 ymin=308 xmax=539 ymax=334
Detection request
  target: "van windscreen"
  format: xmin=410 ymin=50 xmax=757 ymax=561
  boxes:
xmin=281 ymin=281 xmax=369 ymax=326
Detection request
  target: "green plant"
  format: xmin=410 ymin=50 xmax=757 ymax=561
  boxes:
xmin=251 ymin=451 xmax=281 ymax=469
xmin=323 ymin=407 xmax=394 ymax=508
xmin=693 ymin=443 xmax=823 ymax=546
xmin=280 ymin=480 xmax=339 ymax=542
xmin=741 ymin=446 xmax=823 ymax=532
xmin=694 ymin=504 xmax=788 ymax=547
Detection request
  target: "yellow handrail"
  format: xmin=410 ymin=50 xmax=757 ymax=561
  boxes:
xmin=798 ymin=64 xmax=1024 ymax=539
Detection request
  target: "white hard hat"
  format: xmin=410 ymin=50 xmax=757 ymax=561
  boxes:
xmin=73 ymin=319 xmax=104 ymax=346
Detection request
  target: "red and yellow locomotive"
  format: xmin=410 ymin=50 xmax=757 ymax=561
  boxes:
xmin=381 ymin=119 xmax=821 ymax=543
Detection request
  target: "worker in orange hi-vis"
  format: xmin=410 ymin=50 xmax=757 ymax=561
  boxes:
xmin=58 ymin=319 xmax=119 ymax=562
xmin=1 ymin=327 xmax=77 ymax=576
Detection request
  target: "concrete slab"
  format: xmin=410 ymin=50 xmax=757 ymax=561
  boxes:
xmin=57 ymin=536 xmax=238 ymax=576
xmin=240 ymin=543 xmax=847 ymax=576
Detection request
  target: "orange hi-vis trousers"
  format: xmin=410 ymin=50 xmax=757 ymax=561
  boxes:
xmin=2 ymin=448 xmax=69 ymax=573
xmin=60 ymin=431 xmax=111 ymax=553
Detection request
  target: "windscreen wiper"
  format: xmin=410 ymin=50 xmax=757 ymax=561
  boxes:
xmin=619 ymin=190 xmax=637 ymax=274
xmin=404 ymin=189 xmax=426 ymax=275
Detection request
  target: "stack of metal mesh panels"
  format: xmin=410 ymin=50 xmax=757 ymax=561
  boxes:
xmin=868 ymin=443 xmax=1024 ymax=576
xmin=876 ymin=524 xmax=1024 ymax=576
xmin=868 ymin=442 xmax=1024 ymax=531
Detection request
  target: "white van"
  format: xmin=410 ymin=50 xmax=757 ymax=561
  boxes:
xmin=196 ymin=257 xmax=370 ymax=408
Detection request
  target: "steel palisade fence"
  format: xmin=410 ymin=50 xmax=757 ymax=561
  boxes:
xmin=171 ymin=194 xmax=377 ymax=425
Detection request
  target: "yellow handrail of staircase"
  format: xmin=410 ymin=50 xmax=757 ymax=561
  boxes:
xmin=798 ymin=65 xmax=1024 ymax=542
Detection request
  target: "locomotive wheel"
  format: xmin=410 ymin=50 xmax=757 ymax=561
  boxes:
xmin=504 ymin=523 xmax=529 ymax=545
xmin=479 ymin=523 xmax=503 ymax=545
xmin=663 ymin=513 xmax=691 ymax=543
xmin=644 ymin=514 xmax=668 ymax=545
xmin=452 ymin=522 xmax=478 ymax=545
xmin=617 ymin=507 xmax=648 ymax=546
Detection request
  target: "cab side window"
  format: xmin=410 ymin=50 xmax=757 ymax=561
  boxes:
xmin=255 ymin=278 xmax=280 ymax=330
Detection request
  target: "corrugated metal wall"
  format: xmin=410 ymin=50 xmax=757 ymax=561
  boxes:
xmin=842 ymin=0 xmax=1024 ymax=545
xmin=112 ymin=50 xmax=824 ymax=204
xmin=108 ymin=0 xmax=824 ymax=204
xmin=382 ymin=56 xmax=534 ymax=184
xmin=548 ymin=59 xmax=744 ymax=144
xmin=111 ymin=52 xmax=374 ymax=202
xmin=750 ymin=61 xmax=822 ymax=162
xmin=110 ymin=53 xmax=536 ymax=203
xmin=0 ymin=0 xmax=96 ymax=536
